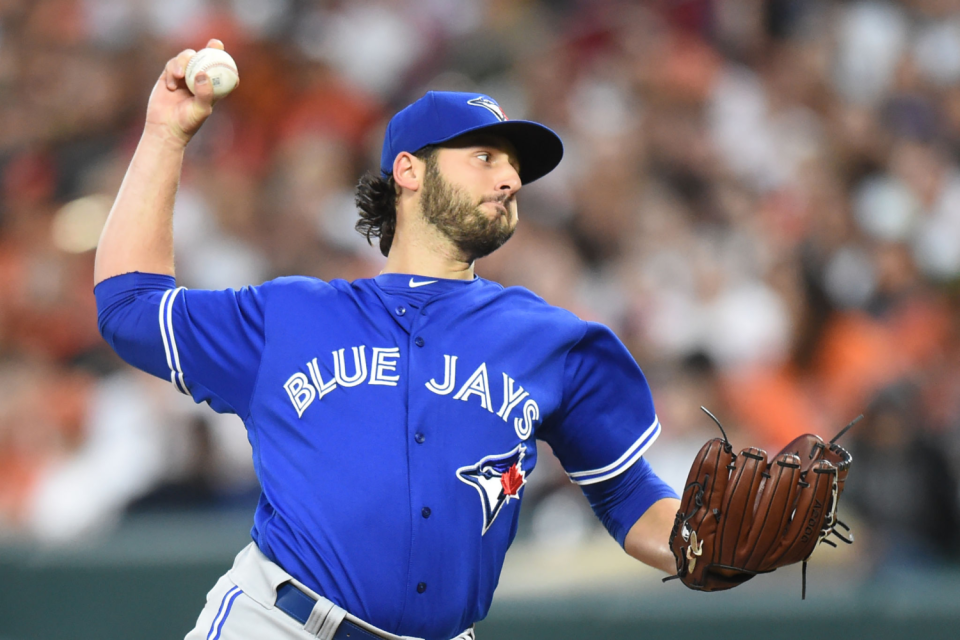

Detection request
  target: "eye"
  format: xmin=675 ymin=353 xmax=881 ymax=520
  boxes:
xmin=476 ymin=152 xmax=491 ymax=163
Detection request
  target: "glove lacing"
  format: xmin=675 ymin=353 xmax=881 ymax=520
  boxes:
xmin=800 ymin=416 xmax=860 ymax=599
xmin=663 ymin=408 xmax=732 ymax=584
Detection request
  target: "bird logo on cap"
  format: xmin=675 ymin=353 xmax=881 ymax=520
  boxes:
xmin=467 ymin=96 xmax=508 ymax=122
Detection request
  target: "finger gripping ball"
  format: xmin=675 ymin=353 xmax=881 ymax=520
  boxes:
xmin=185 ymin=48 xmax=239 ymax=99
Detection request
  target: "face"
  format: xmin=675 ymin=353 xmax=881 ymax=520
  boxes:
xmin=418 ymin=135 xmax=522 ymax=262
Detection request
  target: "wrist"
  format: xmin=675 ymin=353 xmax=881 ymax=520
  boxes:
xmin=142 ymin=122 xmax=191 ymax=151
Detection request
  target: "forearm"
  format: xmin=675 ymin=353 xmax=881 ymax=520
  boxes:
xmin=94 ymin=126 xmax=186 ymax=285
xmin=624 ymin=497 xmax=680 ymax=575
xmin=94 ymin=39 xmax=223 ymax=285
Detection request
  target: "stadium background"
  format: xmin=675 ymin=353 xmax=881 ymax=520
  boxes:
xmin=1 ymin=0 xmax=959 ymax=638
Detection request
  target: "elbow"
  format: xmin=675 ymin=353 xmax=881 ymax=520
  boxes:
xmin=95 ymin=296 xmax=126 ymax=352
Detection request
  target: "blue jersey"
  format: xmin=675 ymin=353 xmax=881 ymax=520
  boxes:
xmin=95 ymin=271 xmax=676 ymax=640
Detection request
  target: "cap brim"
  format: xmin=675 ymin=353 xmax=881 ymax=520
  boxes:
xmin=433 ymin=120 xmax=563 ymax=185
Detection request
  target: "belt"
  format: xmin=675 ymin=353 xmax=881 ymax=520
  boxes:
xmin=275 ymin=582 xmax=387 ymax=640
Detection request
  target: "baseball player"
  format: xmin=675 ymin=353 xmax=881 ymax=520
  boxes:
xmin=94 ymin=40 xmax=681 ymax=640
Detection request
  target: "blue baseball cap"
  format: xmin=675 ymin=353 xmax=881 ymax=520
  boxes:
xmin=380 ymin=91 xmax=563 ymax=185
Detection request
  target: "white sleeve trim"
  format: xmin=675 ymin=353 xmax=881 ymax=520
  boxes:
xmin=158 ymin=287 xmax=189 ymax=395
xmin=567 ymin=416 xmax=661 ymax=486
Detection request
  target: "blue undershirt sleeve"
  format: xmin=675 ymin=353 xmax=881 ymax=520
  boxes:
xmin=95 ymin=271 xmax=267 ymax=419
xmin=578 ymin=457 xmax=678 ymax=547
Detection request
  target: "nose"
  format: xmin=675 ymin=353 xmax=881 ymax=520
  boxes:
xmin=496 ymin=163 xmax=522 ymax=198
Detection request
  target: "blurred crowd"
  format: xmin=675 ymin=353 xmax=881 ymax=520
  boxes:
xmin=1 ymin=0 xmax=959 ymax=574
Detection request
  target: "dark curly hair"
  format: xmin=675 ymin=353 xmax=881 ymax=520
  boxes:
xmin=355 ymin=146 xmax=437 ymax=257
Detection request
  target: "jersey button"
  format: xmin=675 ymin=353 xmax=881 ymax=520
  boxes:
xmin=421 ymin=507 xmax=431 ymax=518
xmin=414 ymin=432 xmax=425 ymax=444
xmin=417 ymin=582 xmax=427 ymax=594
xmin=395 ymin=306 xmax=406 ymax=316
xmin=415 ymin=337 xmax=425 ymax=347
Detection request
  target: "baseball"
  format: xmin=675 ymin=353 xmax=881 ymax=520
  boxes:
xmin=185 ymin=48 xmax=239 ymax=99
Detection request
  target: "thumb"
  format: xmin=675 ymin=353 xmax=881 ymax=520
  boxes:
xmin=177 ymin=71 xmax=216 ymax=138
xmin=192 ymin=71 xmax=216 ymax=107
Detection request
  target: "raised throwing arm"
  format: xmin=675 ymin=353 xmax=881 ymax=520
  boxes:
xmin=93 ymin=39 xmax=226 ymax=285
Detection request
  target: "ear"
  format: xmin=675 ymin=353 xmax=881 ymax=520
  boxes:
xmin=392 ymin=152 xmax=423 ymax=193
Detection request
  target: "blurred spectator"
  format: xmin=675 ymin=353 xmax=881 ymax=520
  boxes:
xmin=0 ymin=359 xmax=89 ymax=535
xmin=844 ymin=383 xmax=960 ymax=570
xmin=25 ymin=370 xmax=164 ymax=543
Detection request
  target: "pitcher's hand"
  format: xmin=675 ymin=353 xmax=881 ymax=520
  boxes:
xmin=145 ymin=39 xmax=227 ymax=147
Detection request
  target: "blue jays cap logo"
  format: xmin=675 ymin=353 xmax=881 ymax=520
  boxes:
xmin=457 ymin=444 xmax=527 ymax=535
xmin=467 ymin=96 xmax=507 ymax=122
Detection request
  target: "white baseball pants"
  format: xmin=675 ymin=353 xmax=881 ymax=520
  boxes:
xmin=183 ymin=543 xmax=475 ymax=640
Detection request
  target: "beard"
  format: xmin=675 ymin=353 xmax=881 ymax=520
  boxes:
xmin=419 ymin=159 xmax=516 ymax=262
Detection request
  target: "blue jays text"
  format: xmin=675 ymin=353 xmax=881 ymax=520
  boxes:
xmin=285 ymin=350 xmax=540 ymax=440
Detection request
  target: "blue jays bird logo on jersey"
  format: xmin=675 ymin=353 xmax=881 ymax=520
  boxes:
xmin=467 ymin=96 xmax=507 ymax=122
xmin=457 ymin=444 xmax=527 ymax=534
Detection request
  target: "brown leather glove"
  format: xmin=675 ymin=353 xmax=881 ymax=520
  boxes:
xmin=667 ymin=409 xmax=856 ymax=596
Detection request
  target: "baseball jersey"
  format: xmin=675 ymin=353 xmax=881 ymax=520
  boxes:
xmin=95 ymin=271 xmax=676 ymax=640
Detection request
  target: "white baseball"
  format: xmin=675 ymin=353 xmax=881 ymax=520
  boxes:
xmin=185 ymin=48 xmax=239 ymax=99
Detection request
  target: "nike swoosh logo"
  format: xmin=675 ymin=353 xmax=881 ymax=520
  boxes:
xmin=409 ymin=278 xmax=438 ymax=288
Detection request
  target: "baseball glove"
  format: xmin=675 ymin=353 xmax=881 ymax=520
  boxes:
xmin=666 ymin=408 xmax=857 ymax=597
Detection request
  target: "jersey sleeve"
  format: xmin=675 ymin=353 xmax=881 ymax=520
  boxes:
xmin=540 ymin=321 xmax=663 ymax=486
xmin=95 ymin=271 xmax=267 ymax=419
